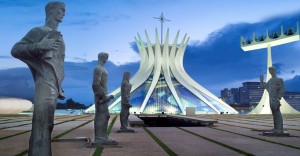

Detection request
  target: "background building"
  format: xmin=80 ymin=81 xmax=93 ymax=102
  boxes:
xmin=221 ymin=88 xmax=240 ymax=105
xmin=221 ymin=82 xmax=300 ymax=111
xmin=284 ymin=92 xmax=300 ymax=111
xmin=0 ymin=98 xmax=33 ymax=114
xmin=240 ymin=82 xmax=264 ymax=106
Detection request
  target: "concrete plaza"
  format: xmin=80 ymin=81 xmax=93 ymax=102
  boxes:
xmin=0 ymin=114 xmax=300 ymax=156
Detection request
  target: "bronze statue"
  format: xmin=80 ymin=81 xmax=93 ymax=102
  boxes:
xmin=260 ymin=67 xmax=285 ymax=135
xmin=118 ymin=72 xmax=134 ymax=133
xmin=92 ymin=52 xmax=117 ymax=145
xmin=11 ymin=2 xmax=66 ymax=155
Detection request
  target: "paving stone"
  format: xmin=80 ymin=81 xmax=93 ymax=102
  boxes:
xmin=148 ymin=127 xmax=243 ymax=156
xmin=184 ymin=127 xmax=300 ymax=156
xmin=101 ymin=116 xmax=168 ymax=156
xmin=1 ymin=114 xmax=300 ymax=156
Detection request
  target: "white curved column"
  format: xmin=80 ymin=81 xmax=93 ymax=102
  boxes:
xmin=108 ymin=33 xmax=154 ymax=110
xmin=170 ymin=36 xmax=221 ymax=114
xmin=129 ymin=31 xmax=155 ymax=92
xmin=161 ymin=29 xmax=186 ymax=114
xmin=144 ymin=30 xmax=155 ymax=72
xmin=175 ymin=40 xmax=238 ymax=113
xmin=139 ymin=29 xmax=162 ymax=113
xmin=127 ymin=33 xmax=153 ymax=88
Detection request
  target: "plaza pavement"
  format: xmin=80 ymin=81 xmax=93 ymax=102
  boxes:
xmin=0 ymin=114 xmax=300 ymax=156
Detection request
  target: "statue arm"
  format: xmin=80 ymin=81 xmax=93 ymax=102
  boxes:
xmin=278 ymin=79 xmax=285 ymax=100
xmin=11 ymin=27 xmax=61 ymax=59
xmin=11 ymin=28 xmax=43 ymax=59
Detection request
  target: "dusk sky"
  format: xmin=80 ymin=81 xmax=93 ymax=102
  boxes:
xmin=1 ymin=0 xmax=300 ymax=104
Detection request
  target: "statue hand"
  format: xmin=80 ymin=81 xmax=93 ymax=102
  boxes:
xmin=37 ymin=34 xmax=61 ymax=52
xmin=260 ymin=75 xmax=264 ymax=82
xmin=58 ymin=94 xmax=66 ymax=100
xmin=103 ymin=95 xmax=114 ymax=103
xmin=108 ymin=95 xmax=114 ymax=99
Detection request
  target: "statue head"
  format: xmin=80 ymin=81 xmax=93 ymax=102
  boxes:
xmin=269 ymin=66 xmax=277 ymax=77
xmin=45 ymin=1 xmax=66 ymax=23
xmin=98 ymin=52 xmax=109 ymax=64
xmin=123 ymin=72 xmax=130 ymax=82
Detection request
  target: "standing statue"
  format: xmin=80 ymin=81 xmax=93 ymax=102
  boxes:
xmin=260 ymin=67 xmax=285 ymax=135
xmin=92 ymin=52 xmax=117 ymax=145
xmin=11 ymin=2 xmax=66 ymax=155
xmin=118 ymin=72 xmax=134 ymax=133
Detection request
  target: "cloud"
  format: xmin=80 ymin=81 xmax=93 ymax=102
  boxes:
xmin=0 ymin=60 xmax=139 ymax=104
xmin=63 ymin=19 xmax=99 ymax=26
xmin=272 ymin=63 xmax=284 ymax=75
xmin=64 ymin=13 xmax=130 ymax=28
xmin=179 ymin=12 xmax=300 ymax=96
xmin=62 ymin=60 xmax=138 ymax=104
xmin=101 ymin=14 xmax=131 ymax=22
xmin=129 ymin=42 xmax=139 ymax=54
xmin=183 ymin=24 xmax=266 ymax=89
xmin=72 ymin=57 xmax=87 ymax=62
xmin=2 ymin=10 xmax=300 ymax=104
xmin=108 ymin=49 xmax=140 ymax=66
xmin=125 ymin=11 xmax=300 ymax=96
xmin=1 ymin=60 xmax=298 ymax=105
xmin=0 ymin=68 xmax=34 ymax=101
xmin=73 ymin=12 xmax=98 ymax=17
xmin=285 ymin=75 xmax=300 ymax=92
xmin=0 ymin=1 xmax=36 ymax=8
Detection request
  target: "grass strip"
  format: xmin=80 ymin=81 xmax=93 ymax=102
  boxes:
xmin=93 ymin=147 xmax=104 ymax=156
xmin=227 ymin=118 xmax=300 ymax=127
xmin=0 ymin=118 xmax=16 ymax=122
xmin=54 ymin=115 xmax=92 ymax=126
xmin=0 ymin=130 xmax=31 ymax=141
xmin=107 ymin=115 xmax=118 ymax=134
xmin=177 ymin=127 xmax=254 ymax=156
xmin=211 ymin=127 xmax=300 ymax=150
xmin=0 ymin=115 xmax=91 ymax=130
xmin=143 ymin=127 xmax=177 ymax=156
xmin=93 ymin=115 xmax=118 ymax=156
xmin=0 ymin=123 xmax=32 ymax=130
xmin=14 ymin=149 xmax=28 ymax=156
xmin=0 ymin=115 xmax=69 ymax=125
xmin=0 ymin=119 xmax=32 ymax=125
xmin=53 ymin=119 xmax=94 ymax=139
xmin=217 ymin=121 xmax=300 ymax=132
xmin=208 ymin=117 xmax=300 ymax=131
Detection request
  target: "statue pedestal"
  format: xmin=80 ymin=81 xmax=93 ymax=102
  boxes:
xmin=262 ymin=131 xmax=290 ymax=137
xmin=117 ymin=128 xmax=135 ymax=133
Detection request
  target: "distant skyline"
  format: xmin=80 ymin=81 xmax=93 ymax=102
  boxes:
xmin=0 ymin=0 xmax=300 ymax=104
